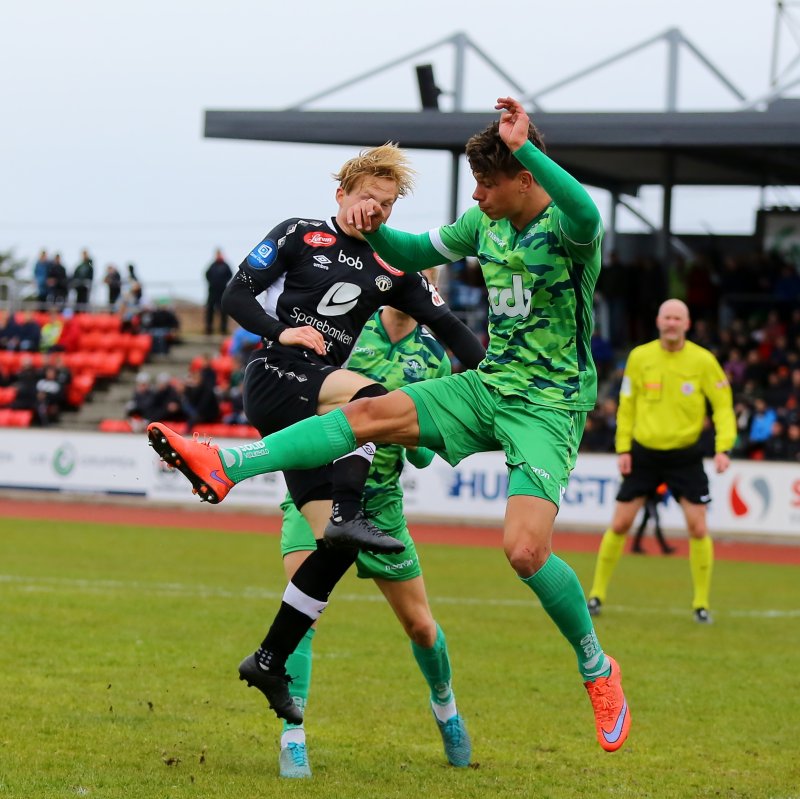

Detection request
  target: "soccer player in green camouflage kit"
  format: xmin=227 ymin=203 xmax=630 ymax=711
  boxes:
xmin=149 ymin=96 xmax=631 ymax=752
xmin=276 ymin=290 xmax=470 ymax=777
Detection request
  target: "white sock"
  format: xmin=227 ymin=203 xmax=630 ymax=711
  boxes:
xmin=281 ymin=728 xmax=305 ymax=748
xmin=431 ymin=696 xmax=458 ymax=722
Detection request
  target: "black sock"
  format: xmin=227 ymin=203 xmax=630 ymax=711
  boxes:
xmin=257 ymin=546 xmax=358 ymax=671
xmin=330 ymin=383 xmax=388 ymax=522
xmin=331 ymin=448 xmax=374 ymax=522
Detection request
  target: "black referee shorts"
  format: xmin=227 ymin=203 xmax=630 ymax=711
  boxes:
xmin=242 ymin=349 xmax=338 ymax=509
xmin=616 ymin=441 xmax=711 ymax=505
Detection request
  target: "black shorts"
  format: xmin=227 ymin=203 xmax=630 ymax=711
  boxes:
xmin=616 ymin=441 xmax=711 ymax=505
xmin=242 ymin=349 xmax=339 ymax=509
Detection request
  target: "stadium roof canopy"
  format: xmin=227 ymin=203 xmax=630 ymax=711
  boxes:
xmin=203 ymin=102 xmax=800 ymax=197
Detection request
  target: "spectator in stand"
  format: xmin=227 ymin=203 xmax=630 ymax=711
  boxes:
xmin=11 ymin=312 xmax=41 ymax=352
xmin=104 ymin=264 xmax=122 ymax=306
xmin=0 ymin=310 xmax=21 ymax=350
xmin=39 ymin=310 xmax=64 ymax=352
xmin=148 ymin=372 xmax=185 ymax=423
xmin=205 ymin=248 xmax=233 ymax=336
xmin=763 ymin=419 xmax=788 ymax=461
xmin=33 ymin=250 xmax=51 ymax=306
xmin=764 ymin=369 xmax=792 ymax=410
xmin=45 ymin=254 xmax=69 ymax=307
xmin=743 ymin=349 xmax=769 ymax=387
xmin=72 ymin=250 xmax=94 ymax=309
xmin=10 ymin=356 xmax=41 ymax=416
xmin=42 ymin=351 xmax=72 ymax=394
xmin=56 ymin=308 xmax=82 ymax=353
xmin=126 ymin=372 xmax=157 ymax=432
xmin=126 ymin=264 xmax=143 ymax=306
xmin=139 ymin=300 xmax=181 ymax=355
xmin=748 ymin=397 xmax=777 ymax=457
xmin=33 ymin=366 xmax=65 ymax=426
xmin=182 ymin=366 xmax=220 ymax=431
xmin=228 ymin=324 xmax=262 ymax=360
xmin=785 ymin=422 xmax=800 ymax=462
xmin=723 ymin=347 xmax=747 ymax=389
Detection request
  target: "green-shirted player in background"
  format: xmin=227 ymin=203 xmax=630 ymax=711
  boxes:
xmin=276 ymin=280 xmax=471 ymax=777
xmin=148 ymin=96 xmax=631 ymax=753
xmin=587 ymin=298 xmax=737 ymax=624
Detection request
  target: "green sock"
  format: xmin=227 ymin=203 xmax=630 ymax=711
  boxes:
xmin=219 ymin=410 xmax=356 ymax=483
xmin=522 ymin=554 xmax=610 ymax=681
xmin=411 ymin=624 xmax=453 ymax=705
xmin=282 ymin=628 xmax=315 ymax=733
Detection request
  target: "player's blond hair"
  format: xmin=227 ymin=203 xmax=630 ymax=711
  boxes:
xmin=333 ymin=143 xmax=416 ymax=197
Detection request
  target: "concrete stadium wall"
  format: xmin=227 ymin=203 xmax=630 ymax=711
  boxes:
xmin=0 ymin=430 xmax=797 ymax=539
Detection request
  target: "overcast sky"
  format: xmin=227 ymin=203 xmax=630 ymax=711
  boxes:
xmin=2 ymin=0 xmax=798 ymax=303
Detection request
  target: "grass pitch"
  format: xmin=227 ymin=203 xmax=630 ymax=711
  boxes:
xmin=0 ymin=516 xmax=797 ymax=799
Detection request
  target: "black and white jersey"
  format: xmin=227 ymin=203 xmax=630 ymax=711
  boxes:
xmin=223 ymin=216 xmax=453 ymax=368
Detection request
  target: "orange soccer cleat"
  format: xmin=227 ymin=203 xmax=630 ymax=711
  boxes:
xmin=584 ymin=655 xmax=631 ymax=752
xmin=147 ymin=422 xmax=234 ymax=503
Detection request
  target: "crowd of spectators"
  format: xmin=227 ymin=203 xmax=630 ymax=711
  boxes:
xmin=124 ymin=327 xmax=260 ymax=433
xmin=0 ymin=351 xmax=74 ymax=426
xmin=582 ymin=248 xmax=800 ymax=463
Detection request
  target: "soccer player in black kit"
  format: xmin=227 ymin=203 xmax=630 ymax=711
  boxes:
xmin=151 ymin=144 xmax=484 ymax=722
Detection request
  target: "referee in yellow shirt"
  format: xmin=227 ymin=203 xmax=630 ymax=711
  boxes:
xmin=587 ymin=299 xmax=736 ymax=623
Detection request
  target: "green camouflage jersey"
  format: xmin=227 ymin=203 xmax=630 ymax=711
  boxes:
xmin=429 ymin=201 xmax=601 ymax=410
xmin=346 ymin=311 xmax=451 ymax=512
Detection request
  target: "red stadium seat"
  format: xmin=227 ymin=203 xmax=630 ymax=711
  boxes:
xmin=8 ymin=409 xmax=33 ymax=427
xmin=98 ymin=419 xmax=133 ymax=433
xmin=0 ymin=386 xmax=16 ymax=406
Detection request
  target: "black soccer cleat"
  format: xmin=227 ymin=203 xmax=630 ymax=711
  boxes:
xmin=323 ymin=510 xmax=405 ymax=554
xmin=693 ymin=607 xmax=713 ymax=624
xmin=587 ymin=596 xmax=602 ymax=617
xmin=238 ymin=653 xmax=303 ymax=725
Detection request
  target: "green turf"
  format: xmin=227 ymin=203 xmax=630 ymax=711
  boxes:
xmin=0 ymin=516 xmax=797 ymax=798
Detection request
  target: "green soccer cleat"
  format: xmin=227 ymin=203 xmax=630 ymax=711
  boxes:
xmin=279 ymin=742 xmax=311 ymax=779
xmin=433 ymin=708 xmax=472 ymax=767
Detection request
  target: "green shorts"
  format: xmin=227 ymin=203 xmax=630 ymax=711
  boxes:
xmin=400 ymin=370 xmax=587 ymax=508
xmin=279 ymin=498 xmax=421 ymax=582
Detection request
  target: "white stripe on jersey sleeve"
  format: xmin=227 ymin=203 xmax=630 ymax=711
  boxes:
xmin=258 ymin=274 xmax=286 ymax=318
xmin=429 ymin=228 xmax=463 ymax=262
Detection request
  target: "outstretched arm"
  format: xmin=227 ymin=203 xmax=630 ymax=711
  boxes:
xmin=496 ymin=96 xmax=601 ymax=243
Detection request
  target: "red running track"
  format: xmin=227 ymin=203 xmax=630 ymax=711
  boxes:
xmin=0 ymin=497 xmax=798 ymax=565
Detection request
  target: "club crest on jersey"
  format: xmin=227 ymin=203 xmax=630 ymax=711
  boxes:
xmin=247 ymin=239 xmax=278 ymax=269
xmin=373 ymin=253 xmax=403 ymax=275
xmin=681 ymin=382 xmax=695 ymax=395
xmin=304 ymin=231 xmax=337 ymax=248
xmin=375 ymin=275 xmax=392 ymax=291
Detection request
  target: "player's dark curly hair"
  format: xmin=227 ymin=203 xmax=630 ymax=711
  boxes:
xmin=465 ymin=120 xmax=546 ymax=178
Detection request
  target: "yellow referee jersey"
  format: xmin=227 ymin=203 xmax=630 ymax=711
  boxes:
xmin=615 ymin=339 xmax=736 ymax=453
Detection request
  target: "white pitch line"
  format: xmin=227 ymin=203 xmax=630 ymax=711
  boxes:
xmin=1 ymin=573 xmax=799 ymax=619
